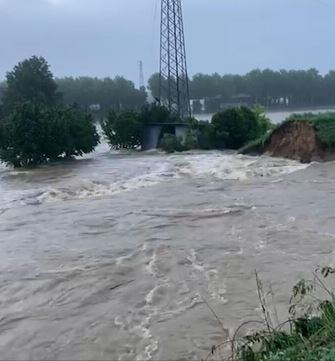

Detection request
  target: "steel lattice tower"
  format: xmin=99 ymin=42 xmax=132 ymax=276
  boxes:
xmin=159 ymin=0 xmax=191 ymax=120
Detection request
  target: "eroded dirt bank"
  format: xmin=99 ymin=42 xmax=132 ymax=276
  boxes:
xmin=242 ymin=120 xmax=335 ymax=163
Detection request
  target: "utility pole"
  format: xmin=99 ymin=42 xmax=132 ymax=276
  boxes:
xmin=139 ymin=60 xmax=145 ymax=89
xmin=159 ymin=0 xmax=191 ymax=120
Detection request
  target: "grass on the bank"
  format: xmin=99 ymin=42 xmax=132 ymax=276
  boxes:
xmin=239 ymin=112 xmax=335 ymax=155
xmin=204 ymin=267 xmax=335 ymax=361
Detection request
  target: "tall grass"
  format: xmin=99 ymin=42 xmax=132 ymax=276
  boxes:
xmin=204 ymin=268 xmax=335 ymax=361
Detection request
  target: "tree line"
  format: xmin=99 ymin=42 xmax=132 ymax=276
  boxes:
xmin=3 ymin=67 xmax=335 ymax=117
xmin=148 ymin=69 xmax=335 ymax=113
xmin=56 ymin=77 xmax=146 ymax=115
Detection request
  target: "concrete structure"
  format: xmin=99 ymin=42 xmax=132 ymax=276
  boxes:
xmin=141 ymin=123 xmax=189 ymax=151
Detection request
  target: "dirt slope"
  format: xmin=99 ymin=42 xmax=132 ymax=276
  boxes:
xmin=264 ymin=121 xmax=324 ymax=163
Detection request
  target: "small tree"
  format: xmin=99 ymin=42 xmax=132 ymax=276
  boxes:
xmin=211 ymin=107 xmax=264 ymax=149
xmin=102 ymin=111 xmax=142 ymax=149
xmin=159 ymin=134 xmax=186 ymax=153
xmin=2 ymin=56 xmax=60 ymax=113
xmin=0 ymin=103 xmax=99 ymax=167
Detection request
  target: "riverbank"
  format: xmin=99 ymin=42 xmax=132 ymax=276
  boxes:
xmin=240 ymin=114 xmax=335 ymax=163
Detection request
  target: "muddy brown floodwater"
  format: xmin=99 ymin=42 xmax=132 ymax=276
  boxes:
xmin=0 ymin=144 xmax=334 ymax=360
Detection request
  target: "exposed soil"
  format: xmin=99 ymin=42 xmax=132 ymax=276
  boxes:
xmin=263 ymin=121 xmax=325 ymax=163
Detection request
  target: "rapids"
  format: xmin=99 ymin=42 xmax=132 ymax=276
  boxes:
xmin=0 ymin=144 xmax=334 ymax=360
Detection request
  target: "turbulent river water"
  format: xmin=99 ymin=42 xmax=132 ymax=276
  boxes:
xmin=1 ymin=140 xmax=335 ymax=360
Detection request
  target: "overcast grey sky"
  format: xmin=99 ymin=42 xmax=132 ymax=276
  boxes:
xmin=1 ymin=0 xmax=335 ymax=85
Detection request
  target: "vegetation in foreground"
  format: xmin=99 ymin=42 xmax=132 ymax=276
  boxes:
xmin=205 ymin=268 xmax=335 ymax=361
xmin=0 ymin=56 xmax=99 ymax=167
xmin=101 ymin=105 xmax=272 ymax=153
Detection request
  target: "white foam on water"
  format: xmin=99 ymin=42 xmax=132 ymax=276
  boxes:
xmin=158 ymin=293 xmax=204 ymax=322
xmin=187 ymin=249 xmax=230 ymax=304
xmin=145 ymin=249 xmax=159 ymax=278
xmin=145 ymin=284 xmax=161 ymax=306
xmin=187 ymin=249 xmax=206 ymax=272
xmin=0 ymin=152 xmax=310 ymax=210
xmin=174 ymin=153 xmax=310 ymax=181
xmin=134 ymin=322 xmax=159 ymax=361
xmin=10 ymin=161 xmax=176 ymax=206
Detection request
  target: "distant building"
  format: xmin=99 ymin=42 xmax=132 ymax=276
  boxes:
xmin=191 ymin=94 xmax=253 ymax=114
xmin=88 ymin=104 xmax=101 ymax=112
xmin=219 ymin=94 xmax=253 ymax=110
xmin=190 ymin=99 xmax=205 ymax=114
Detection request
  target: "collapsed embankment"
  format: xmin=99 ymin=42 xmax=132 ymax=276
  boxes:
xmin=240 ymin=118 xmax=335 ymax=163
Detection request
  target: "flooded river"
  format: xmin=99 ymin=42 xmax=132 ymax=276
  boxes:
xmin=1 ymin=143 xmax=335 ymax=360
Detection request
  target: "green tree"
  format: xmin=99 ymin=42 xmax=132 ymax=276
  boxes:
xmin=3 ymin=56 xmax=60 ymax=113
xmin=0 ymin=103 xmax=99 ymax=167
xmin=147 ymin=73 xmax=161 ymax=100
xmin=252 ymin=104 xmax=273 ymax=133
xmin=211 ymin=107 xmax=264 ymax=149
xmin=102 ymin=111 xmax=142 ymax=149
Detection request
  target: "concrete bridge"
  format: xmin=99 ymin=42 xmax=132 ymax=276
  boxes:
xmin=141 ymin=123 xmax=189 ymax=151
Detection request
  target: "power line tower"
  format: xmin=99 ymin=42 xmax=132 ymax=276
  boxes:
xmin=159 ymin=0 xmax=191 ymax=120
xmin=139 ymin=60 xmax=145 ymax=89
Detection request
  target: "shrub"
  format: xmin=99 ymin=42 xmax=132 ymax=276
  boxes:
xmin=0 ymin=103 xmax=99 ymax=167
xmin=159 ymin=134 xmax=186 ymax=153
xmin=211 ymin=107 xmax=265 ymax=149
xmin=189 ymin=119 xmax=215 ymax=150
xmin=102 ymin=111 xmax=142 ymax=149
xmin=252 ymin=105 xmax=274 ymax=133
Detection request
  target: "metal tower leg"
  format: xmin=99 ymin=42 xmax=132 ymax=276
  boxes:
xmin=159 ymin=0 xmax=191 ymax=120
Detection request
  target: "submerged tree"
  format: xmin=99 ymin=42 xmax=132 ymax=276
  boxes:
xmin=0 ymin=103 xmax=99 ymax=167
xmin=2 ymin=56 xmax=60 ymax=113
xmin=211 ymin=107 xmax=265 ymax=149
xmin=101 ymin=111 xmax=142 ymax=150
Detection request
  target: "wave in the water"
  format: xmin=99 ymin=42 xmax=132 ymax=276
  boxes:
xmin=174 ymin=153 xmax=309 ymax=180
xmin=0 ymin=152 xmax=309 ymax=209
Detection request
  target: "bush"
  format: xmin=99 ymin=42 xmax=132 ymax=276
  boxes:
xmin=252 ymin=105 xmax=274 ymax=133
xmin=102 ymin=111 xmax=142 ymax=149
xmin=211 ymin=107 xmax=266 ymax=149
xmin=189 ymin=119 xmax=215 ymax=150
xmin=0 ymin=103 xmax=99 ymax=167
xmin=159 ymin=134 xmax=186 ymax=153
